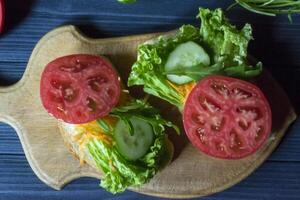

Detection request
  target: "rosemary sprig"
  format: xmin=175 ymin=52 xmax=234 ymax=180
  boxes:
xmin=231 ymin=0 xmax=300 ymax=17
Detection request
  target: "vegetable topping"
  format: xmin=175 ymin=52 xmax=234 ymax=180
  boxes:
xmin=40 ymin=54 xmax=121 ymax=124
xmin=165 ymin=41 xmax=210 ymax=85
xmin=183 ymin=76 xmax=272 ymax=159
xmin=114 ymin=116 xmax=154 ymax=161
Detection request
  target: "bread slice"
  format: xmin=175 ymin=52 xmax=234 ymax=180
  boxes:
xmin=58 ymin=121 xmax=174 ymax=174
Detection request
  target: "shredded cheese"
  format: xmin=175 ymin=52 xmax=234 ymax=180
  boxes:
xmin=71 ymin=117 xmax=117 ymax=165
xmin=167 ymin=81 xmax=196 ymax=103
xmin=70 ymin=91 xmax=131 ymax=165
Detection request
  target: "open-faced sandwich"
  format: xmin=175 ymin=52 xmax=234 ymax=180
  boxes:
xmin=128 ymin=8 xmax=272 ymax=159
xmin=40 ymin=54 xmax=177 ymax=193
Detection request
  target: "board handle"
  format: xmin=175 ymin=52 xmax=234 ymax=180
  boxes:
xmin=0 ymin=84 xmax=22 ymax=124
xmin=0 ymin=86 xmax=13 ymax=117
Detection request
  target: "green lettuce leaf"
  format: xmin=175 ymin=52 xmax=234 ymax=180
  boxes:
xmin=198 ymin=7 xmax=253 ymax=67
xmin=86 ymin=100 xmax=177 ymax=194
xmin=164 ymin=62 xmax=224 ymax=80
xmin=128 ymin=8 xmax=262 ymax=109
xmin=128 ymin=25 xmax=200 ymax=109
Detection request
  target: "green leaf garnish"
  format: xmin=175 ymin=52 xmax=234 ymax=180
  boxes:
xmin=110 ymin=100 xmax=179 ymax=135
xmin=224 ymin=62 xmax=263 ymax=78
xmin=96 ymin=119 xmax=112 ymax=134
xmin=119 ymin=116 xmax=134 ymax=136
xmin=164 ymin=63 xmax=224 ymax=80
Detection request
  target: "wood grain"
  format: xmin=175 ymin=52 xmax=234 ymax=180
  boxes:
xmin=0 ymin=25 xmax=296 ymax=199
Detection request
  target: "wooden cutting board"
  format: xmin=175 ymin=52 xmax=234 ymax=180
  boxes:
xmin=0 ymin=25 xmax=296 ymax=199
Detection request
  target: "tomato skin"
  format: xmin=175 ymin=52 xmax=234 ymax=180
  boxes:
xmin=183 ymin=75 xmax=272 ymax=159
xmin=0 ymin=0 xmax=4 ymax=33
xmin=40 ymin=54 xmax=121 ymax=124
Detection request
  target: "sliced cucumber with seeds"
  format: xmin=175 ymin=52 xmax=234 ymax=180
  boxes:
xmin=114 ymin=116 xmax=154 ymax=161
xmin=165 ymin=41 xmax=210 ymax=85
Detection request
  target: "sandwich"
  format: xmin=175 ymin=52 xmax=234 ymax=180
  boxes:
xmin=128 ymin=8 xmax=272 ymax=159
xmin=40 ymin=54 xmax=177 ymax=193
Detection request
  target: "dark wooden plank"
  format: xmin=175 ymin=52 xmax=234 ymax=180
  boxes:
xmin=0 ymin=124 xmax=23 ymax=154
xmin=0 ymin=154 xmax=299 ymax=200
xmin=268 ymin=68 xmax=300 ymax=114
xmin=1 ymin=0 xmax=300 ymax=64
xmin=0 ymin=62 xmax=25 ymax=85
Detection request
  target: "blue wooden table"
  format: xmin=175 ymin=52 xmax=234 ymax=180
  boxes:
xmin=0 ymin=0 xmax=299 ymax=199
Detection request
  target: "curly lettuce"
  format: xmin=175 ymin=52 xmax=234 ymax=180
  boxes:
xmin=128 ymin=8 xmax=262 ymax=109
xmin=86 ymin=100 xmax=177 ymax=194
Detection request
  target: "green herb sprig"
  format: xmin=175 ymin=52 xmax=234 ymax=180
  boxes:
xmin=117 ymin=0 xmax=300 ymax=19
xmin=230 ymin=0 xmax=300 ymax=17
xmin=96 ymin=99 xmax=179 ymax=136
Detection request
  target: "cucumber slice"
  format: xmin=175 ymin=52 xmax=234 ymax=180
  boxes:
xmin=165 ymin=41 xmax=210 ymax=85
xmin=114 ymin=116 xmax=154 ymax=161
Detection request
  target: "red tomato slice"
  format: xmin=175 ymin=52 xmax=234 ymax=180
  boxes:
xmin=183 ymin=76 xmax=272 ymax=159
xmin=40 ymin=54 xmax=121 ymax=124
xmin=0 ymin=0 xmax=4 ymax=33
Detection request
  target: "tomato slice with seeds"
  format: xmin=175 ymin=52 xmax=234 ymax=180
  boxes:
xmin=183 ymin=76 xmax=272 ymax=159
xmin=40 ymin=54 xmax=121 ymax=124
xmin=0 ymin=0 xmax=4 ymax=33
